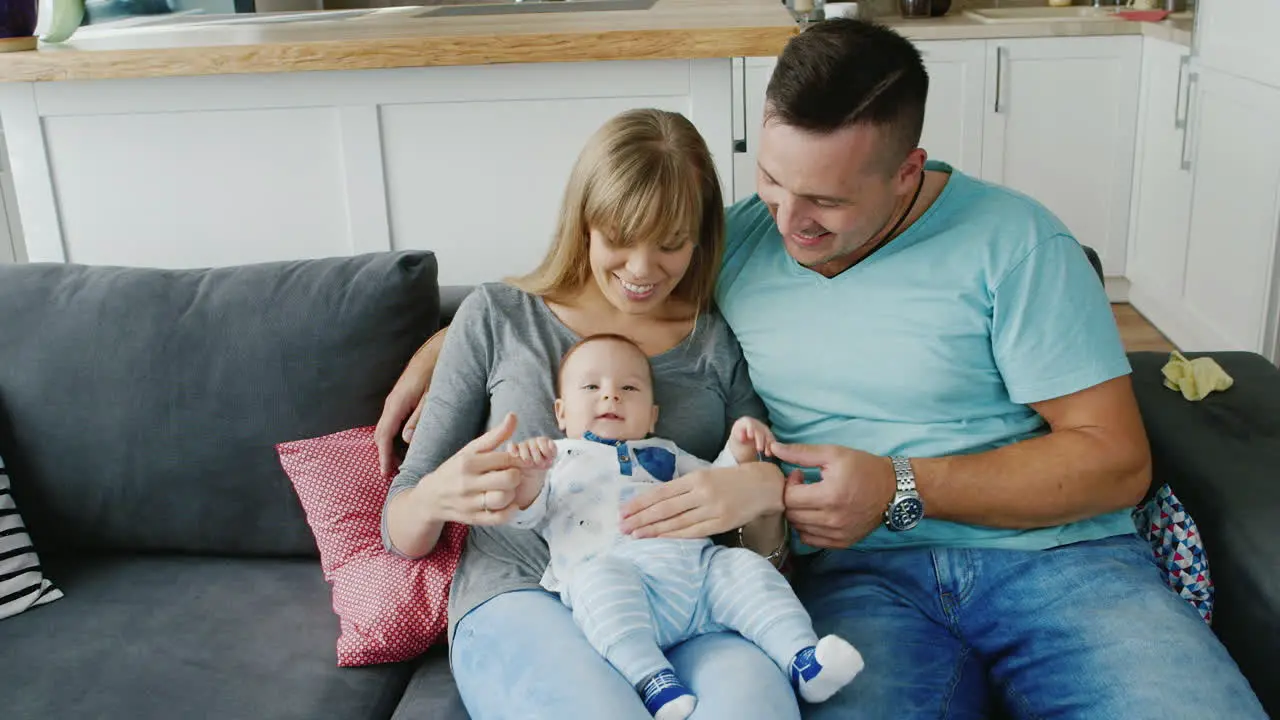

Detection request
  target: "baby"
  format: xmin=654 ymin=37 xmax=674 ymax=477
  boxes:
xmin=506 ymin=333 xmax=863 ymax=720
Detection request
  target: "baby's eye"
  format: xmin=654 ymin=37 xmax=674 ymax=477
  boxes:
xmin=583 ymin=384 xmax=599 ymax=391
xmin=623 ymin=385 xmax=639 ymax=392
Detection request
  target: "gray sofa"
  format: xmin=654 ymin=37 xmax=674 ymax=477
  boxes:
xmin=0 ymin=252 xmax=468 ymax=720
xmin=0 ymin=250 xmax=1275 ymax=719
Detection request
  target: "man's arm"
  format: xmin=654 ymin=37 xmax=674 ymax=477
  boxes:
xmin=774 ymin=229 xmax=1148 ymax=548
xmin=913 ymin=374 xmax=1151 ymax=529
xmin=922 ymin=231 xmax=1152 ymax=529
xmin=375 ymin=327 xmax=450 ymax=475
xmin=774 ymin=376 xmax=1151 ymax=549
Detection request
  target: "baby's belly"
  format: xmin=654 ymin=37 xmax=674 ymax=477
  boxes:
xmin=549 ymin=478 xmax=655 ymax=565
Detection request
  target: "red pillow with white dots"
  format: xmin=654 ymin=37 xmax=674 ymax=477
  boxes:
xmin=276 ymin=426 xmax=467 ymax=667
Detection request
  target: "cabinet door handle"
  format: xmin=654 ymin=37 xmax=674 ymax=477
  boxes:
xmin=1180 ymin=72 xmax=1198 ymax=172
xmin=1174 ymin=54 xmax=1190 ymax=130
xmin=733 ymin=57 xmax=747 ymax=154
xmin=994 ymin=46 xmax=1006 ymax=114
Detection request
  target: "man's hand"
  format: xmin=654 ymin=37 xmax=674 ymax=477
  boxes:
xmin=375 ymin=381 xmax=427 ymax=477
xmin=769 ymin=442 xmax=896 ymax=549
xmin=727 ymin=417 xmax=776 ymax=464
xmin=375 ymin=328 xmax=447 ymax=476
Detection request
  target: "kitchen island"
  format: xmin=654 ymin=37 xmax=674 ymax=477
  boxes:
xmin=1 ymin=0 xmax=799 ymax=82
xmin=0 ymin=0 xmax=1197 ymax=286
xmin=0 ymin=0 xmax=797 ymax=283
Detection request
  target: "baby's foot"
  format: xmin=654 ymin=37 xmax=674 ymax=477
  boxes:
xmin=637 ymin=668 xmax=696 ymax=720
xmin=790 ymin=635 xmax=865 ymax=703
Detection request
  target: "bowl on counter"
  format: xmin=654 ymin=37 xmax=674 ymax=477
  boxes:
xmin=897 ymin=0 xmax=950 ymax=18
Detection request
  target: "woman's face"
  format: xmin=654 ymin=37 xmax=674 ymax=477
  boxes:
xmin=588 ymin=228 xmax=695 ymax=316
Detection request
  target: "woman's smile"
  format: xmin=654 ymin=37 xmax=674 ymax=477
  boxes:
xmin=616 ymin=274 xmax=659 ymax=301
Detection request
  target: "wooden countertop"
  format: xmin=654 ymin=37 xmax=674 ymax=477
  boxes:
xmin=0 ymin=1 xmax=1193 ymax=84
xmin=878 ymin=11 xmax=1193 ymax=47
xmin=0 ymin=0 xmax=799 ymax=83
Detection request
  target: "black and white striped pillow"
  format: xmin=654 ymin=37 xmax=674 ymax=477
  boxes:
xmin=1 ymin=455 xmax=62 ymax=620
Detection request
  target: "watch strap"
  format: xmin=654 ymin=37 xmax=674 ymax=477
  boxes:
xmin=890 ymin=455 xmax=915 ymax=493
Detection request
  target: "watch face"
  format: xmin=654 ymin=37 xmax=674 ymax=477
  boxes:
xmin=889 ymin=497 xmax=924 ymax=530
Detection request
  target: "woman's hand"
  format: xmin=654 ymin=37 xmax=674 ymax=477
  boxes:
xmin=411 ymin=412 xmax=528 ymax=527
xmin=617 ymin=462 xmax=786 ymax=539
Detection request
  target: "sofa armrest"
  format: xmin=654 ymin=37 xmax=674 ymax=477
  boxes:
xmin=440 ymin=286 xmax=475 ymax=328
xmin=1128 ymin=351 xmax=1280 ymax=716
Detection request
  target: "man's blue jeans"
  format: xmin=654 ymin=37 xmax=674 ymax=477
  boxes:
xmin=792 ymin=532 xmax=1267 ymax=719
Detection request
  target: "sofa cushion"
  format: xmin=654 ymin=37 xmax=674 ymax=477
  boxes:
xmin=1128 ymin=350 xmax=1280 ymax=716
xmin=0 ymin=252 xmax=440 ymax=556
xmin=0 ymin=554 xmax=414 ymax=720
xmin=0 ymin=456 xmax=62 ymax=620
xmin=440 ymin=285 xmax=475 ymax=327
xmin=391 ymin=648 xmax=469 ymax=720
xmin=277 ymin=425 xmax=467 ymax=667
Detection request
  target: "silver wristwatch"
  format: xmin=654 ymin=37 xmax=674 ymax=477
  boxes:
xmin=885 ymin=456 xmax=924 ymax=532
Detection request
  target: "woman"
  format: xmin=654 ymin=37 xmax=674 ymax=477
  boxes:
xmin=378 ymin=108 xmax=798 ymax=718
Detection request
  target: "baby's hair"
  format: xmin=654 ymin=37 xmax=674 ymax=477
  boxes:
xmin=556 ymin=333 xmax=653 ymax=396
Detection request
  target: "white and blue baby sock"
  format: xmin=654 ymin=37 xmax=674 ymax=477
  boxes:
xmin=789 ymin=635 xmax=864 ymax=703
xmin=637 ymin=668 xmax=697 ymax=720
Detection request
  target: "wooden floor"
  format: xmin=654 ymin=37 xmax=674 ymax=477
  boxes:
xmin=1114 ymin=303 xmax=1175 ymax=353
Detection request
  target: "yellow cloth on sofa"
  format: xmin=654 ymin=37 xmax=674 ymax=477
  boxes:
xmin=1161 ymin=350 xmax=1234 ymax=401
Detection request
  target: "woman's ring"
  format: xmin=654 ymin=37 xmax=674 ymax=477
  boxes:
xmin=481 ymin=492 xmax=490 ymax=513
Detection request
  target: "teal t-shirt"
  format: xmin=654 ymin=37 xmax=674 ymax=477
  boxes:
xmin=716 ymin=161 xmax=1137 ymax=552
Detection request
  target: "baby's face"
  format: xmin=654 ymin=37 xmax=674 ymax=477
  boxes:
xmin=555 ymin=339 xmax=658 ymax=441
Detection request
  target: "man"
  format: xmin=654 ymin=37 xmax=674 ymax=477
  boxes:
xmin=377 ymin=19 xmax=1265 ymax=719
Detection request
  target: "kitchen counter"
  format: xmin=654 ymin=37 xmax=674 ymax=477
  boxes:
xmin=876 ymin=10 xmax=1193 ymax=47
xmin=0 ymin=0 xmax=1195 ymax=85
xmin=0 ymin=0 xmax=798 ymax=83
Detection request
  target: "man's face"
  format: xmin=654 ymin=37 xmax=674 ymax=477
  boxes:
xmin=756 ymin=117 xmax=912 ymax=274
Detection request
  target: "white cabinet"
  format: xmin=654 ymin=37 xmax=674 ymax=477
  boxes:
xmin=41 ymin=106 xmax=357 ymax=270
xmin=1179 ymin=67 xmax=1280 ymax=359
xmin=916 ymin=40 xmax=986 ymax=177
xmin=379 ymin=61 xmax=732 ymax=286
xmin=731 ymin=56 xmax=776 ymax=204
xmin=1125 ymin=38 xmax=1195 ymax=345
xmin=1194 ymin=0 xmax=1280 ymax=91
xmin=729 ymin=40 xmax=987 ymax=203
xmin=0 ymin=128 xmax=18 ymax=265
xmin=1125 ymin=30 xmax=1280 ymax=364
xmin=0 ymin=194 xmax=13 ymax=265
xmin=980 ymin=36 xmax=1142 ymax=277
xmin=0 ymin=34 xmax=1173 ymax=303
xmin=0 ymin=59 xmax=735 ymax=286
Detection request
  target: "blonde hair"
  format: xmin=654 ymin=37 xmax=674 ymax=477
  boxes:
xmin=507 ymin=108 xmax=726 ymax=313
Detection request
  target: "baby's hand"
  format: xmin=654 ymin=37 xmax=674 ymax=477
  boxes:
xmin=508 ymin=436 xmax=557 ymax=469
xmin=729 ymin=417 xmax=775 ymax=462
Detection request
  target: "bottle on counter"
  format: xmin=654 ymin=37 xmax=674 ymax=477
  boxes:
xmin=788 ymin=0 xmax=825 ymax=24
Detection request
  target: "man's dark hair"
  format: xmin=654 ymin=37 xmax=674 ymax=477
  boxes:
xmin=765 ymin=19 xmax=929 ymax=171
